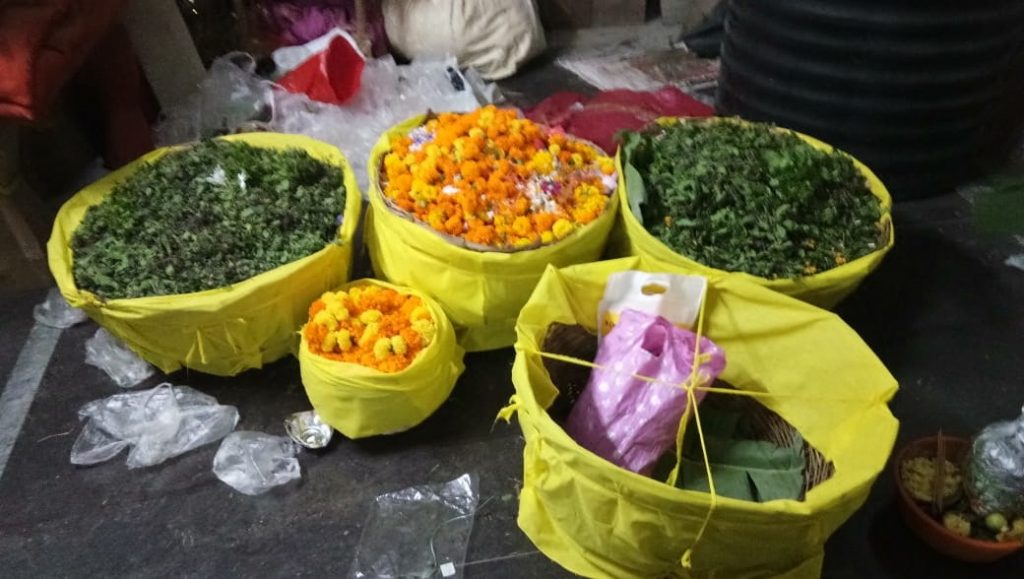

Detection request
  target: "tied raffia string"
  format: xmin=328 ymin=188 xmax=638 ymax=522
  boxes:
xmin=517 ymin=289 xmax=862 ymax=570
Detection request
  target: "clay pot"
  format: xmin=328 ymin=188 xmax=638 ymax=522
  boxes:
xmin=893 ymin=436 xmax=1023 ymax=563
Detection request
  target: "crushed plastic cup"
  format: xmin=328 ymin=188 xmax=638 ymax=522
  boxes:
xmin=34 ymin=288 xmax=88 ymax=328
xmin=85 ymin=328 xmax=156 ymax=388
xmin=213 ymin=431 xmax=301 ymax=495
xmin=284 ymin=410 xmax=333 ymax=449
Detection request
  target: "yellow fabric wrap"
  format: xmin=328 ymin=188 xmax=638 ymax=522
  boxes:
xmin=611 ymin=117 xmax=895 ymax=309
xmin=298 ymin=278 xmax=465 ymax=439
xmin=47 ymin=133 xmax=362 ymax=376
xmin=506 ymin=256 xmax=899 ymax=578
xmin=364 ymin=115 xmax=619 ymax=352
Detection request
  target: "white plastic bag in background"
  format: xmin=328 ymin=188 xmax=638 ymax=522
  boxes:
xmin=70 ymin=383 xmax=239 ymax=468
xmin=34 ymin=288 xmax=88 ymax=329
xmin=597 ymin=271 xmax=707 ymax=338
xmin=213 ymin=431 xmax=301 ymax=495
xmin=85 ymin=328 xmax=156 ymax=388
xmin=383 ymin=0 xmax=547 ymax=80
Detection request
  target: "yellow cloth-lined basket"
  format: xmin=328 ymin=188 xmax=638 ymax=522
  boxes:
xmin=48 ymin=133 xmax=362 ymax=376
xmin=298 ymin=278 xmax=465 ymax=439
xmin=506 ymin=256 xmax=899 ymax=578
xmin=611 ymin=117 xmax=895 ymax=309
xmin=365 ymin=115 xmax=619 ymax=352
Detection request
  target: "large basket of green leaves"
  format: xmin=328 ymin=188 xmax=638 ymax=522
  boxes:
xmin=48 ymin=133 xmax=361 ymax=376
xmin=613 ymin=117 xmax=894 ymax=308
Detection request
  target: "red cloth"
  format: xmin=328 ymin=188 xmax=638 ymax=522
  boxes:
xmin=525 ymin=87 xmax=714 ymax=153
xmin=278 ymin=35 xmax=365 ymax=105
xmin=0 ymin=0 xmax=126 ymax=121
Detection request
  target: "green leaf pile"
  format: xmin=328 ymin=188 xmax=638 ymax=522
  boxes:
xmin=72 ymin=140 xmax=346 ymax=299
xmin=678 ymin=405 xmax=806 ymax=503
xmin=623 ymin=121 xmax=883 ymax=279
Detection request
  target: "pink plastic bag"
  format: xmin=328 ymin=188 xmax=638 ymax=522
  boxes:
xmin=564 ymin=309 xmax=726 ymax=475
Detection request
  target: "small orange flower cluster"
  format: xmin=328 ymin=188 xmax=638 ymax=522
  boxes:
xmin=304 ymin=284 xmax=436 ymax=373
xmin=381 ymin=105 xmax=616 ymax=249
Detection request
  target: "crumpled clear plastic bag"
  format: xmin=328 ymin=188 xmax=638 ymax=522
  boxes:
xmin=71 ymin=383 xmax=239 ymax=468
xmin=965 ymin=405 xmax=1024 ymax=516
xmin=349 ymin=473 xmax=479 ymax=579
xmin=33 ymin=288 xmax=88 ymax=328
xmin=212 ymin=431 xmax=301 ymax=495
xmin=85 ymin=328 xmax=156 ymax=388
xmin=155 ymin=53 xmax=274 ymax=145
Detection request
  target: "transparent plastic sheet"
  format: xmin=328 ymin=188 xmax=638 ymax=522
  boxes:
xmin=213 ymin=431 xmax=301 ymax=495
xmin=965 ymin=405 xmax=1024 ymax=516
xmin=70 ymin=383 xmax=239 ymax=468
xmin=349 ymin=473 xmax=479 ymax=579
xmin=155 ymin=53 xmax=274 ymax=145
xmin=85 ymin=328 xmax=156 ymax=388
xmin=33 ymin=287 xmax=88 ymax=328
xmin=272 ymin=56 xmax=484 ymax=191
xmin=155 ymin=52 xmax=492 ymax=193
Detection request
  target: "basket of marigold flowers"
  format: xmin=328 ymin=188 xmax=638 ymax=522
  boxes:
xmin=298 ymin=279 xmax=465 ymax=438
xmin=365 ymin=106 xmax=620 ymax=351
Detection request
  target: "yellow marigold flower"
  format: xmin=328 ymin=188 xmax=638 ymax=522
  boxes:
xmin=835 ymin=254 xmax=848 ymax=265
xmin=313 ymin=310 xmax=338 ymax=331
xmin=359 ymin=309 xmax=383 ymax=324
xmin=327 ymin=301 xmax=349 ymax=321
xmin=570 ymin=153 xmax=583 ymax=167
xmin=320 ymin=331 xmax=338 ymax=353
xmin=349 ymin=287 xmax=362 ymax=301
xmin=410 ymin=306 xmax=431 ymax=321
xmin=359 ymin=322 xmax=380 ymax=348
xmin=514 ymin=237 xmax=533 ymax=248
xmin=373 ymin=337 xmax=392 ymax=360
xmin=530 ymin=150 xmax=554 ymax=174
xmin=478 ymin=107 xmax=495 ymax=127
xmin=321 ymin=291 xmax=340 ymax=303
xmin=337 ymin=330 xmax=353 ymax=351
xmin=412 ymin=319 xmax=436 ymax=344
xmin=599 ymin=158 xmax=615 ymax=175
xmin=549 ymin=143 xmax=561 ymax=156
xmin=540 ymin=231 xmax=554 ymax=244
xmin=468 ymin=127 xmax=484 ymax=139
xmin=391 ymin=335 xmax=408 ymax=356
xmin=552 ymin=219 xmax=574 ymax=239
xmin=512 ymin=216 xmax=532 ymax=237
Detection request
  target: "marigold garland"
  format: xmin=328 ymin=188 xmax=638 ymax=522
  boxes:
xmin=303 ymin=284 xmax=436 ymax=373
xmin=380 ymin=105 xmax=616 ymax=249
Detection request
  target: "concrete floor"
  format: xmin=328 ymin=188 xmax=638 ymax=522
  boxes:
xmin=2 ymin=57 xmax=1024 ymax=578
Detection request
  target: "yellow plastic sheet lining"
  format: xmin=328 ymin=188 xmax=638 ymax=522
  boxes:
xmin=610 ymin=117 xmax=895 ymax=309
xmin=47 ymin=133 xmax=362 ymax=376
xmin=364 ymin=116 xmax=620 ymax=352
xmin=298 ymin=278 xmax=465 ymax=439
xmin=505 ymin=256 xmax=899 ymax=578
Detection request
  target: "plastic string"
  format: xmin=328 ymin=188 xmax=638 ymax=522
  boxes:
xmin=526 ymin=349 xmax=866 ymax=404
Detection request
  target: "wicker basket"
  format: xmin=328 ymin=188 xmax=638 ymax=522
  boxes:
xmin=540 ymin=322 xmax=835 ymax=496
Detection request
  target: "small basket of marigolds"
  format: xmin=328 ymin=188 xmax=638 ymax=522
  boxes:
xmin=364 ymin=105 xmax=620 ymax=352
xmin=614 ymin=117 xmax=894 ymax=309
xmin=298 ymin=279 xmax=465 ymax=439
